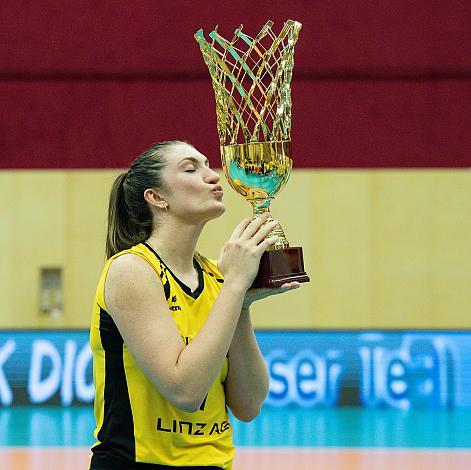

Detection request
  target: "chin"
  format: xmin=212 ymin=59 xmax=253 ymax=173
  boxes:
xmin=212 ymin=203 xmax=226 ymax=218
xmin=204 ymin=203 xmax=226 ymax=222
xmin=185 ymin=201 xmax=226 ymax=224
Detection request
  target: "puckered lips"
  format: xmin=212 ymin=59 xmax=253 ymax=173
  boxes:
xmin=212 ymin=185 xmax=224 ymax=197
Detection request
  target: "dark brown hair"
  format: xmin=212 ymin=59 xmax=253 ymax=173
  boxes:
xmin=105 ymin=141 xmax=190 ymax=259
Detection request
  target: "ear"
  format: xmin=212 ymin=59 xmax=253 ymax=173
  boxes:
xmin=143 ymin=188 xmax=167 ymax=209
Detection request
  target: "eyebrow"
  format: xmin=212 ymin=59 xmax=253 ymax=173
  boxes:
xmin=178 ymin=156 xmax=209 ymax=166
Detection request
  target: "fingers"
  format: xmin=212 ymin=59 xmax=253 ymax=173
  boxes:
xmin=256 ymin=235 xmax=278 ymax=255
xmin=280 ymin=281 xmax=301 ymax=289
xmin=229 ymin=217 xmax=252 ymax=241
xmin=239 ymin=212 xmax=271 ymax=240
xmin=251 ymin=219 xmax=279 ymax=245
xmin=244 ymin=282 xmax=301 ymax=307
xmin=231 ymin=213 xmax=278 ymax=245
xmin=228 ymin=212 xmax=279 ymax=260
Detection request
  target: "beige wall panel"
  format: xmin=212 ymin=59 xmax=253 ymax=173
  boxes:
xmin=0 ymin=174 xmax=14 ymax=325
xmin=0 ymin=170 xmax=117 ymax=328
xmin=367 ymin=170 xmax=471 ymax=328
xmin=64 ymin=170 xmax=120 ymax=327
xmin=0 ymin=169 xmax=469 ymax=329
xmin=0 ymin=172 xmax=66 ymax=327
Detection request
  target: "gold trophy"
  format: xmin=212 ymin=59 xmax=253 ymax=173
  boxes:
xmin=195 ymin=20 xmax=309 ymax=288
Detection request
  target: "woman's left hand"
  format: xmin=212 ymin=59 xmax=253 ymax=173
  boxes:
xmin=242 ymin=281 xmax=301 ymax=309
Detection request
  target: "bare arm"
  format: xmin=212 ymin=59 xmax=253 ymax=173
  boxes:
xmin=224 ymin=307 xmax=269 ymax=422
xmin=105 ymin=254 xmax=247 ymax=412
xmin=104 ymin=214 xmax=278 ymax=413
xmin=224 ymin=282 xmax=301 ymax=421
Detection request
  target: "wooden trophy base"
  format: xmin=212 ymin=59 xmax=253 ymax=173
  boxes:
xmin=251 ymin=247 xmax=310 ymax=288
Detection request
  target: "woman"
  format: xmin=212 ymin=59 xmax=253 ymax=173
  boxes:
xmin=90 ymin=141 xmax=300 ymax=469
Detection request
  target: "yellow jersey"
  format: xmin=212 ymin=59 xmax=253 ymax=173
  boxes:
xmin=90 ymin=242 xmax=234 ymax=469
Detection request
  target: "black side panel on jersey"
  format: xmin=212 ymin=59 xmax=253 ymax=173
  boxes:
xmin=93 ymin=307 xmax=136 ymax=461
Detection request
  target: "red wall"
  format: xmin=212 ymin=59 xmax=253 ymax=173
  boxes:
xmin=1 ymin=0 xmax=470 ymax=168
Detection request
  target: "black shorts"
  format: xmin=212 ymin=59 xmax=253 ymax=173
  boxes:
xmin=90 ymin=452 xmax=223 ymax=470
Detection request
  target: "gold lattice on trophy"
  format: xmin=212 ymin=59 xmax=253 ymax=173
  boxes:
xmin=195 ymin=20 xmax=302 ymax=146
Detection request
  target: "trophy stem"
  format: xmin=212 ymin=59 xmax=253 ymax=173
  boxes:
xmin=250 ymin=199 xmax=289 ymax=251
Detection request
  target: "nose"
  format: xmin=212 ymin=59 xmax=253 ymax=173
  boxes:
xmin=204 ymin=167 xmax=220 ymax=184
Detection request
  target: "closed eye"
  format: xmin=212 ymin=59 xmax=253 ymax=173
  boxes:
xmin=179 ymin=156 xmax=210 ymax=170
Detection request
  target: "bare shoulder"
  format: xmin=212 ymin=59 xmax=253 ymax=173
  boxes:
xmin=107 ymin=252 xmax=155 ymax=277
xmin=105 ymin=253 xmax=165 ymax=313
xmin=106 ymin=253 xmax=157 ymax=290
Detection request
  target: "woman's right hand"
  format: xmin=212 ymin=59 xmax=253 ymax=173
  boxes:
xmin=217 ymin=212 xmax=278 ymax=291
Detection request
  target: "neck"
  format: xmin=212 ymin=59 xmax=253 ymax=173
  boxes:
xmin=146 ymin=220 xmax=205 ymax=275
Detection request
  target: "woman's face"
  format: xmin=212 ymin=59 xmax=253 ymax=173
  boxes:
xmin=159 ymin=143 xmax=225 ymax=224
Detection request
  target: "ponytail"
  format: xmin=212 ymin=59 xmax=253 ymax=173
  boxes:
xmin=106 ymin=172 xmax=148 ymax=259
xmin=105 ymin=140 xmax=191 ymax=259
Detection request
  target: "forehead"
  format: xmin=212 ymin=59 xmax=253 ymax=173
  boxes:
xmin=166 ymin=143 xmax=207 ymax=164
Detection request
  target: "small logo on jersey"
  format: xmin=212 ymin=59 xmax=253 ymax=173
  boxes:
xmin=169 ymin=294 xmax=181 ymax=311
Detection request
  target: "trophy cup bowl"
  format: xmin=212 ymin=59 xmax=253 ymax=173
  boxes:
xmin=221 ymin=141 xmax=292 ymax=223
xmin=195 ymin=20 xmax=310 ymax=288
xmin=221 ymin=140 xmax=308 ymax=287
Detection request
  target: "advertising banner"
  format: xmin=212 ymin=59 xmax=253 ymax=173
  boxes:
xmin=0 ymin=330 xmax=469 ymax=408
